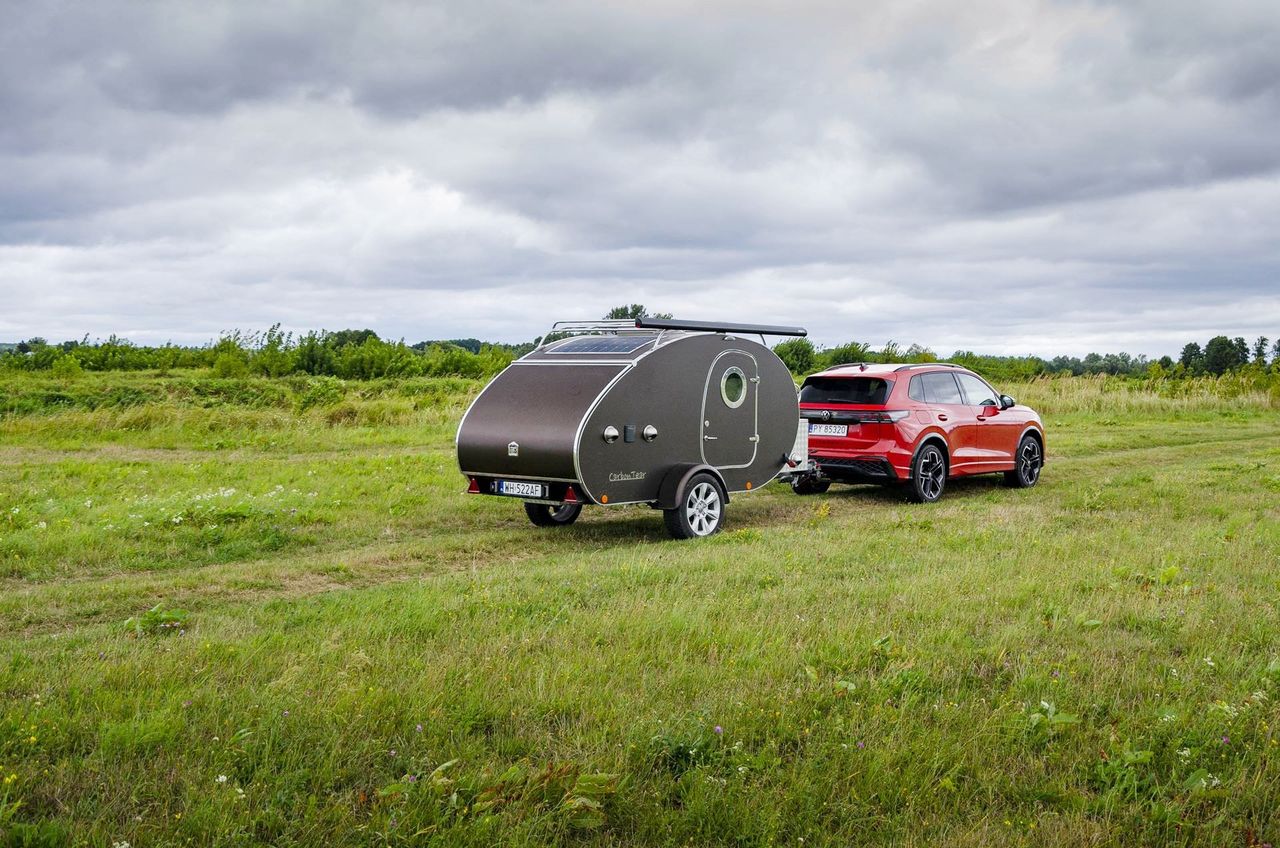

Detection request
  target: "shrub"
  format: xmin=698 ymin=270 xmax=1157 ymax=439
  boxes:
xmin=50 ymin=355 xmax=83 ymax=379
xmin=212 ymin=353 xmax=250 ymax=378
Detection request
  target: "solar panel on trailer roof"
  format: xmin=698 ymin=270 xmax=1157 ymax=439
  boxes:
xmin=548 ymin=336 xmax=653 ymax=354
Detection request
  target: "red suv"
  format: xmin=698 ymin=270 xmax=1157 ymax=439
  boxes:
xmin=793 ymin=363 xmax=1044 ymax=502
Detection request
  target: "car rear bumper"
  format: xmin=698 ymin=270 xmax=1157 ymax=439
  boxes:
xmin=812 ymin=455 xmax=899 ymax=482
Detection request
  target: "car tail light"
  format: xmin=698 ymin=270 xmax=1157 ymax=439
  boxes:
xmin=851 ymin=410 xmax=910 ymax=423
xmin=564 ymin=485 xmax=579 ymax=504
xmin=466 ymin=476 xmax=480 ymax=494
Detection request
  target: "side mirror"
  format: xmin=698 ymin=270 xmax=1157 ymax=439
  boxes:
xmin=1000 ymin=395 xmax=1016 ymax=409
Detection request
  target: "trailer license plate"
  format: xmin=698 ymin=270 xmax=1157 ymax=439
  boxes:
xmin=808 ymin=423 xmax=848 ymax=437
xmin=497 ymin=480 xmax=547 ymax=498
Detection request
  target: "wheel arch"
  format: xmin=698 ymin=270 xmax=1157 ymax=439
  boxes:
xmin=656 ymin=463 xmax=730 ymax=510
xmin=1019 ymin=425 xmax=1046 ymax=462
xmin=910 ymin=433 xmax=950 ymax=478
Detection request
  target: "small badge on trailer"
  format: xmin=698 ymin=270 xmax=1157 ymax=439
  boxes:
xmin=508 ymin=441 xmax=519 ymax=457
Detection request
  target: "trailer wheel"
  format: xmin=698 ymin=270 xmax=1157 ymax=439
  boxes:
xmin=524 ymin=502 xmax=582 ymax=527
xmin=664 ymin=473 xmax=725 ymax=539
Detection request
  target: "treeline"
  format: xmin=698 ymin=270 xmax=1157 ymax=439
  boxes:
xmin=0 ymin=327 xmax=531 ymax=380
xmin=772 ymin=334 xmax=1279 ymax=382
xmin=4 ymin=315 xmax=1277 ymax=385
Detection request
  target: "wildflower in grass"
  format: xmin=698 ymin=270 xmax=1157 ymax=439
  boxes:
xmin=282 ymin=710 xmax=289 ymax=717
xmin=37 ymin=521 xmax=46 ymax=530
xmin=856 ymin=741 xmax=865 ymax=749
xmin=1203 ymin=656 xmax=1215 ymax=668
xmin=714 ymin=726 xmax=723 ymax=736
xmin=415 ymin=724 xmax=423 ymax=733
xmin=216 ymin=774 xmax=228 ymax=784
xmin=389 ymin=749 xmax=397 ymax=758
xmin=3 ymin=773 xmax=16 ymax=785
xmin=1222 ymin=735 xmax=1230 ymax=744
xmin=182 ymin=700 xmax=192 ymax=708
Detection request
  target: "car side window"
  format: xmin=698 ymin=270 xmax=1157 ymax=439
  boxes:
xmin=908 ymin=375 xmax=925 ymax=402
xmin=955 ymin=374 xmax=997 ymax=407
xmin=920 ymin=372 xmax=963 ymax=404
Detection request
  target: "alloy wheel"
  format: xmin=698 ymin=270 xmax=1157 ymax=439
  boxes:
xmin=684 ymin=481 xmax=722 ymax=536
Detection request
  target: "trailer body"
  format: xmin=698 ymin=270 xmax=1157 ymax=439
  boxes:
xmin=456 ymin=318 xmax=806 ymax=537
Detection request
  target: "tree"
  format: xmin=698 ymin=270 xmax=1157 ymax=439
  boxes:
xmin=604 ymin=304 xmax=673 ymax=320
xmin=773 ymin=338 xmax=816 ymax=374
xmin=1179 ymin=342 xmax=1203 ymax=372
xmin=1233 ymin=337 xmax=1249 ymax=366
xmin=1273 ymin=338 xmax=1280 ymax=365
xmin=1203 ymin=335 xmax=1243 ymax=375
xmin=1253 ymin=336 xmax=1269 ymax=364
xmin=1157 ymin=355 xmax=1174 ymax=370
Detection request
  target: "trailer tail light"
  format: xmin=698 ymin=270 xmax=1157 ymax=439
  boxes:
xmin=564 ymin=485 xmax=579 ymax=504
xmin=466 ymin=476 xmax=480 ymax=494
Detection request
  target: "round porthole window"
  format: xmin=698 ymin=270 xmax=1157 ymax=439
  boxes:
xmin=721 ymin=367 xmax=746 ymax=409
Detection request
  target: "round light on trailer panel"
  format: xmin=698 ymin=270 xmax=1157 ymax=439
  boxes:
xmin=745 ymin=481 xmax=752 ymax=489
xmin=602 ymin=426 xmax=620 ymax=443
xmin=601 ymin=494 xmax=609 ymax=503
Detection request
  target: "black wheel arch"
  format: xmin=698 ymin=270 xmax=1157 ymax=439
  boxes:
xmin=1019 ymin=425 xmax=1045 ymax=460
xmin=655 ymin=463 xmax=730 ymax=510
xmin=910 ymin=435 xmax=950 ymax=478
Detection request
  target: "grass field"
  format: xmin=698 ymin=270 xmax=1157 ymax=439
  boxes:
xmin=1 ymin=371 xmax=1278 ymax=846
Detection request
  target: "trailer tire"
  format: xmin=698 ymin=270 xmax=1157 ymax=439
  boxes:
xmin=524 ymin=502 xmax=582 ymax=527
xmin=663 ymin=472 xmax=726 ymax=539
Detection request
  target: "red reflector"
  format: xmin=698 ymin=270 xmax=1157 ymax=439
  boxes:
xmin=564 ymin=485 xmax=579 ymax=504
xmin=466 ymin=477 xmax=480 ymax=494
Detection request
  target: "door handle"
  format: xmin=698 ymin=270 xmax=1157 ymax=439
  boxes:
xmin=704 ymin=435 xmax=718 ymax=441
xmin=976 ymin=415 xmax=987 ymax=421
xmin=937 ymin=413 xmax=948 ymax=422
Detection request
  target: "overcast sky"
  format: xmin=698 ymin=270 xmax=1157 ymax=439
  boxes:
xmin=2 ymin=0 xmax=1278 ymax=356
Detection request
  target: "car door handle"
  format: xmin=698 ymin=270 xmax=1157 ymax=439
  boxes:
xmin=976 ymin=415 xmax=987 ymax=421
xmin=937 ymin=413 xmax=948 ymax=422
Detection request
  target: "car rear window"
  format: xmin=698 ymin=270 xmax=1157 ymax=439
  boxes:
xmin=799 ymin=376 xmax=892 ymax=405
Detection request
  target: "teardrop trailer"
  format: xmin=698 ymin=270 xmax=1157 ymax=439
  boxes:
xmin=456 ymin=317 xmax=810 ymax=539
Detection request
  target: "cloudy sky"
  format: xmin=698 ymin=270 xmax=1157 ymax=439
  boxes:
xmin=2 ymin=0 xmax=1278 ymax=356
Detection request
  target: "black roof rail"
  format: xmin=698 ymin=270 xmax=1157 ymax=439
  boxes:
xmin=634 ymin=317 xmax=807 ymax=337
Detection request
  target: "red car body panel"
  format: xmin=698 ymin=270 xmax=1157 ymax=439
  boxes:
xmin=799 ymin=363 xmax=1044 ymax=482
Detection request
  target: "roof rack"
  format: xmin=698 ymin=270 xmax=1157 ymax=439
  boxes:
xmin=547 ymin=320 xmax=652 ymax=336
xmin=892 ymin=362 xmax=963 ymax=372
xmin=635 ymin=317 xmax=807 ymax=337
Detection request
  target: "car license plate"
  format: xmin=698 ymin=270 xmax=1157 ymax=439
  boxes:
xmin=497 ymin=480 xmax=546 ymax=498
xmin=808 ymin=423 xmax=848 ymax=437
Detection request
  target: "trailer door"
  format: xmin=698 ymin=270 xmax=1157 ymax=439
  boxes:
xmin=701 ymin=350 xmax=759 ymax=469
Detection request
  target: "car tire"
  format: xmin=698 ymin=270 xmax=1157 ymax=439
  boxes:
xmin=524 ymin=502 xmax=582 ymax=527
xmin=906 ymin=443 xmax=947 ymax=503
xmin=663 ymin=472 xmax=726 ymax=539
xmin=1004 ymin=434 xmax=1043 ymax=488
xmin=790 ymin=477 xmax=831 ymax=496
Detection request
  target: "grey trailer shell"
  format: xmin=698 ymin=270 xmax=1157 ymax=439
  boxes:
xmin=456 ymin=329 xmax=800 ymax=507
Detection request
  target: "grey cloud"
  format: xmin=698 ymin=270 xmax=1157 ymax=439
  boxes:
xmin=1 ymin=0 xmax=1278 ymax=356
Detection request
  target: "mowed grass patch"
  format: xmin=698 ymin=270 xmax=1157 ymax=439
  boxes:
xmin=0 ymin=374 xmax=1278 ymax=846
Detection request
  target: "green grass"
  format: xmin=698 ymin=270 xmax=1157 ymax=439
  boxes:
xmin=1 ymin=373 xmax=1278 ymax=846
